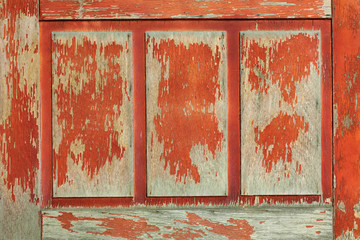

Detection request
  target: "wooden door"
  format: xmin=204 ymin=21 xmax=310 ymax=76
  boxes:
xmin=0 ymin=0 xmax=359 ymax=239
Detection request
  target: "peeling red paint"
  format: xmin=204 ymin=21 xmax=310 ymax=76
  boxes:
xmin=41 ymin=20 xmax=330 ymax=210
xmin=39 ymin=0 xmax=331 ymax=20
xmin=45 ymin=212 xmax=77 ymax=233
xmin=334 ymin=0 xmax=360 ymax=236
xmin=0 ymin=0 xmax=39 ymax=201
xmin=148 ymin=37 xmax=223 ymax=184
xmin=1 ymin=0 xmax=38 ymax=17
xmin=162 ymin=227 xmax=204 ymax=239
xmin=52 ymin=35 xmax=130 ymax=187
xmin=243 ymin=32 xmax=319 ymax=107
xmin=254 ymin=112 xmax=309 ymax=173
xmin=334 ymin=126 xmax=360 ymax=237
xmin=43 ymin=208 xmax=333 ymax=239
xmin=45 ymin=211 xmax=160 ymax=239
xmin=177 ymin=212 xmax=255 ymax=239
xmin=89 ymin=214 xmax=160 ymax=239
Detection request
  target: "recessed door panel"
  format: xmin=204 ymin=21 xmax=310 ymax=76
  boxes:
xmin=52 ymin=32 xmax=134 ymax=197
xmin=146 ymin=31 xmax=228 ymax=196
xmin=241 ymin=31 xmax=322 ymax=195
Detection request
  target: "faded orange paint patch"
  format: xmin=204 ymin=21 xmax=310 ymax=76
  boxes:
xmin=52 ymin=34 xmax=131 ymax=188
xmin=0 ymin=0 xmax=39 ymax=201
xmin=147 ymin=35 xmax=224 ymax=184
xmin=177 ymin=212 xmax=255 ymax=240
xmin=45 ymin=212 xmax=160 ymax=239
xmin=243 ymin=32 xmax=319 ymax=107
xmin=254 ymin=112 xmax=309 ymax=173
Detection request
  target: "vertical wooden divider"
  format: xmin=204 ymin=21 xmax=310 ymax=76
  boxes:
xmin=133 ymin=28 xmax=147 ymax=203
xmin=321 ymin=21 xmax=332 ymax=202
xmin=227 ymin=25 xmax=241 ymax=200
xmin=0 ymin=0 xmax=41 ymax=238
xmin=40 ymin=22 xmax=53 ymax=208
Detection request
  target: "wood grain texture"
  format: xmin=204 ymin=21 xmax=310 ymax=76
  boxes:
xmin=39 ymin=0 xmax=331 ymax=20
xmin=334 ymin=0 xmax=360 ymax=238
xmin=146 ymin=31 xmax=227 ymax=196
xmin=0 ymin=0 xmax=40 ymax=239
xmin=42 ymin=206 xmax=332 ymax=239
xmin=241 ymin=31 xmax=322 ymax=195
xmin=52 ymin=32 xmax=133 ymax=197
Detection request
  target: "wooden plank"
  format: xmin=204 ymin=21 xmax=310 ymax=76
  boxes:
xmin=146 ymin=31 xmax=227 ymax=196
xmin=241 ymin=31 xmax=322 ymax=195
xmin=0 ymin=0 xmax=40 ymax=239
xmin=52 ymin=32 xmax=134 ymax=197
xmin=42 ymin=206 xmax=332 ymax=239
xmin=39 ymin=0 xmax=331 ymax=20
xmin=333 ymin=0 xmax=360 ymax=238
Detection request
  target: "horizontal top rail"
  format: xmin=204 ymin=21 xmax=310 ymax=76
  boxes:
xmin=39 ymin=0 xmax=331 ymax=20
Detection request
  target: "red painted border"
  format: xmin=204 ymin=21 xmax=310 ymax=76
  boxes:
xmin=40 ymin=23 xmax=52 ymax=207
xmin=39 ymin=0 xmax=331 ymax=20
xmin=40 ymin=20 xmax=331 ymax=208
xmin=320 ymin=21 xmax=332 ymax=202
xmin=133 ymin=29 xmax=147 ymax=204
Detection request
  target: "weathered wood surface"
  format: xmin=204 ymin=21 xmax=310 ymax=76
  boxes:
xmin=52 ymin=32 xmax=134 ymax=197
xmin=0 ymin=0 xmax=40 ymax=239
xmin=146 ymin=31 xmax=227 ymax=196
xmin=241 ymin=31 xmax=322 ymax=195
xmin=41 ymin=20 xmax=330 ymax=207
xmin=42 ymin=206 xmax=332 ymax=239
xmin=39 ymin=0 xmax=331 ymax=20
xmin=334 ymin=0 xmax=360 ymax=239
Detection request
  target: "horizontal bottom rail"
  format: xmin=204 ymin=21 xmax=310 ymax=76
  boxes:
xmin=42 ymin=206 xmax=332 ymax=239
